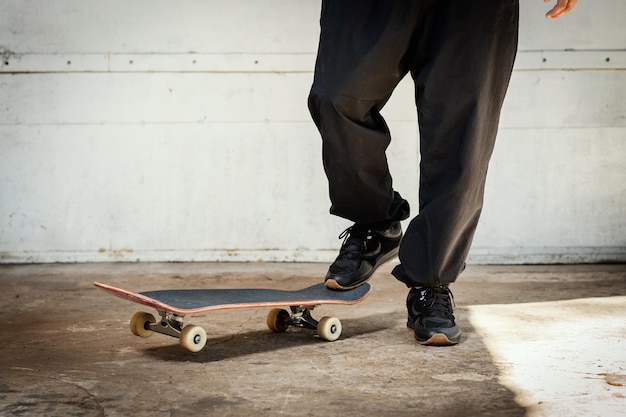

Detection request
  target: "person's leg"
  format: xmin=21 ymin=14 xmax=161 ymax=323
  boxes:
xmin=396 ymin=0 xmax=520 ymax=344
xmin=308 ymin=0 xmax=418 ymax=225
xmin=308 ymin=0 xmax=425 ymax=289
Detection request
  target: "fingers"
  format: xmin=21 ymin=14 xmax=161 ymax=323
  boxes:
xmin=544 ymin=0 xmax=578 ymax=19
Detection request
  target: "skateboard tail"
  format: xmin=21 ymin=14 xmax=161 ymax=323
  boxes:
xmin=94 ymin=281 xmax=183 ymax=313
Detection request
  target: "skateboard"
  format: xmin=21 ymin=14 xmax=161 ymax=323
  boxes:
xmin=94 ymin=281 xmax=371 ymax=352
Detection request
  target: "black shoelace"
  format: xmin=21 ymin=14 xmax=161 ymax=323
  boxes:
xmin=337 ymin=226 xmax=373 ymax=260
xmin=419 ymin=285 xmax=456 ymax=319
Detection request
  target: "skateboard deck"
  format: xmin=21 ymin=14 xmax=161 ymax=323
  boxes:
xmin=94 ymin=281 xmax=371 ymax=352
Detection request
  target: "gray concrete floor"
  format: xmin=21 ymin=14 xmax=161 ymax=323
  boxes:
xmin=1 ymin=262 xmax=625 ymax=417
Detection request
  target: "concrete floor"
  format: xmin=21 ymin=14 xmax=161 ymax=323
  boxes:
xmin=1 ymin=262 xmax=625 ymax=417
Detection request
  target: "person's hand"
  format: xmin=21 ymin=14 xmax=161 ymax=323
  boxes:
xmin=544 ymin=0 xmax=578 ymax=19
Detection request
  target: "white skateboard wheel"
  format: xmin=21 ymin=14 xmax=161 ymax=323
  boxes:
xmin=179 ymin=325 xmax=207 ymax=352
xmin=266 ymin=308 xmax=290 ymax=332
xmin=130 ymin=312 xmax=156 ymax=338
xmin=317 ymin=316 xmax=342 ymax=342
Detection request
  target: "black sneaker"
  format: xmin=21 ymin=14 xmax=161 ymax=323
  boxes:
xmin=325 ymin=221 xmax=402 ymax=290
xmin=406 ymin=285 xmax=461 ymax=346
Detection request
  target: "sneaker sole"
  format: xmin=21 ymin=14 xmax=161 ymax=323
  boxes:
xmin=417 ymin=333 xmax=458 ymax=346
xmin=324 ymin=249 xmax=399 ymax=291
xmin=406 ymin=324 xmax=459 ymax=346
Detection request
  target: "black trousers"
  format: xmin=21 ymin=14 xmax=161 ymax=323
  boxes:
xmin=308 ymin=0 xmax=519 ymax=287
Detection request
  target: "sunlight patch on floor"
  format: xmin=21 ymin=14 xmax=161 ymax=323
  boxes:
xmin=467 ymin=296 xmax=626 ymax=417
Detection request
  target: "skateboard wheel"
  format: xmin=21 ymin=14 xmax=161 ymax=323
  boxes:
xmin=266 ymin=308 xmax=290 ymax=332
xmin=317 ymin=316 xmax=342 ymax=342
xmin=180 ymin=325 xmax=207 ymax=353
xmin=130 ymin=312 xmax=156 ymax=338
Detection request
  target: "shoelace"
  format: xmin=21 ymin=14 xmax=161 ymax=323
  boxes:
xmin=337 ymin=226 xmax=374 ymax=259
xmin=419 ymin=285 xmax=456 ymax=319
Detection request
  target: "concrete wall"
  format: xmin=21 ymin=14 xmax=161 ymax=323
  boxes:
xmin=1 ymin=0 xmax=625 ymax=264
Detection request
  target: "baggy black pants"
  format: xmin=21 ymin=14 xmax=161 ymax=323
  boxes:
xmin=308 ymin=0 xmax=519 ymax=287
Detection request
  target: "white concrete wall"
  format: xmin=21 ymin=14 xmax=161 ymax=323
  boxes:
xmin=1 ymin=0 xmax=624 ymax=264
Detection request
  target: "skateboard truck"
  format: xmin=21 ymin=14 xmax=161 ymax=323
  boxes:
xmin=149 ymin=310 xmax=184 ymax=338
xmin=286 ymin=306 xmax=319 ymax=330
xmin=130 ymin=310 xmax=209 ymax=352
xmin=267 ymin=305 xmax=342 ymax=343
